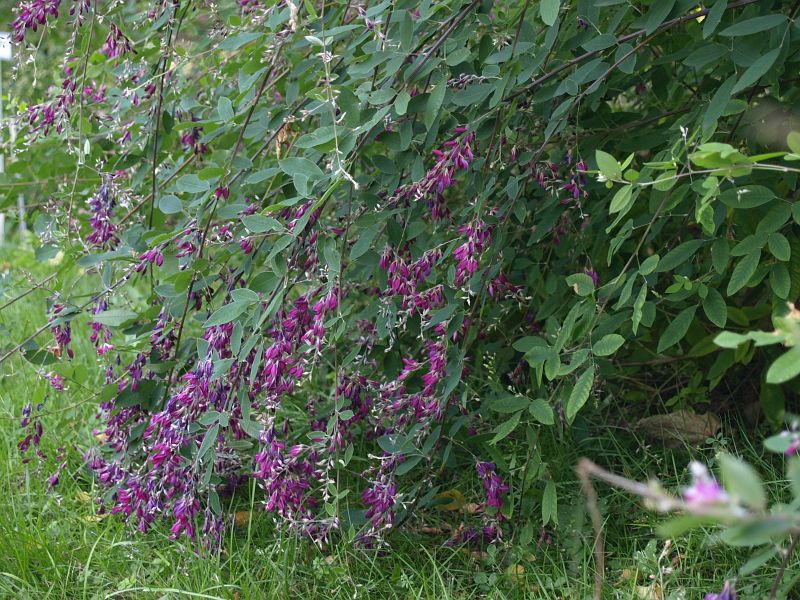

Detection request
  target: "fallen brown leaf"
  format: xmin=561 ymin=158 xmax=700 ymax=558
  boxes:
xmin=636 ymin=410 xmax=720 ymax=448
xmin=463 ymin=502 xmax=483 ymax=514
xmin=635 ymin=583 xmax=662 ymax=600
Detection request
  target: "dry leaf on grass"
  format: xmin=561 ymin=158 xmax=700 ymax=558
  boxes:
xmin=635 ymin=583 xmax=662 ymax=600
xmin=463 ymin=502 xmax=483 ymax=514
xmin=636 ymin=410 xmax=720 ymax=448
xmin=234 ymin=511 xmax=252 ymax=527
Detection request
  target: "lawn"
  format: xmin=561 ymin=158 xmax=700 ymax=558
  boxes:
xmin=0 ymin=243 xmax=796 ymax=599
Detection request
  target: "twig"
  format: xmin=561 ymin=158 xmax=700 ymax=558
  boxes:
xmin=0 ymin=273 xmax=57 ymax=312
xmin=769 ymin=535 xmax=800 ymax=600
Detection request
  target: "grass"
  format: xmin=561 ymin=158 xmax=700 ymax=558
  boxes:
xmin=0 ymin=242 xmax=798 ymax=599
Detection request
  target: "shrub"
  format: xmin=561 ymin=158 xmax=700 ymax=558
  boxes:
xmin=5 ymin=0 xmax=799 ymax=548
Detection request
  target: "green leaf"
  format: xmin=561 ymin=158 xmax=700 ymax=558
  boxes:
xmin=197 ymin=423 xmax=219 ymax=461
xmin=714 ymin=331 xmax=748 ymax=349
xmin=718 ymin=185 xmax=775 ymax=209
xmin=158 ymin=194 xmax=182 ymax=214
xmin=658 ymin=515 xmax=716 ymax=538
xmin=657 ymin=306 xmax=697 ymax=353
xmin=726 ymin=250 xmax=760 ymax=296
xmin=322 ymin=237 xmax=341 ymax=277
xmin=702 ymin=76 xmax=735 ymax=131
xmin=739 ymin=547 xmax=779 ymax=577
xmin=684 ymin=44 xmax=728 ymax=69
xmin=787 ymin=131 xmax=800 ymax=154
xmin=566 ymin=367 xmax=594 ymax=423
xmin=489 ymin=411 xmax=522 ymax=444
xmin=614 ymin=43 xmax=636 ymax=74
xmin=703 ymin=0 xmax=728 ymax=39
xmin=395 ymin=91 xmax=410 ymax=116
xmin=279 ymin=157 xmax=325 ymax=180
xmin=654 ymin=240 xmax=706 ymax=273
xmin=540 ymin=0 xmax=559 ymax=26
xmin=582 ymin=34 xmax=615 ymax=52
xmin=632 ymin=285 xmax=647 ymax=334
xmin=542 ymin=480 xmax=557 ymax=525
xmin=760 ymin=384 xmax=785 ymax=429
xmin=757 ymin=204 xmax=792 ymax=234
xmin=644 ymin=0 xmax=675 ymax=35
xmin=218 ymin=31 xmax=262 ymax=50
xmin=592 ymin=333 xmax=625 ymax=357
xmin=770 ymin=263 xmax=791 ymax=299
xmin=702 ymin=288 xmax=727 ymax=328
xmin=350 ymin=224 xmax=380 ymax=260
xmin=204 ymin=301 xmax=251 ymax=327
xmin=721 ymin=520 xmax=795 ymax=547
xmin=766 ymin=347 xmax=800 ymax=384
xmin=176 ymin=174 xmax=210 ymax=194
xmin=565 ymin=273 xmax=595 ymax=296
xmin=489 ymin=395 xmax=530 ymax=414
xmin=218 ymin=96 xmax=234 ymax=122
xmin=719 ymin=15 xmax=786 ymax=37
xmin=242 ymin=214 xmax=281 ymax=233
xmin=91 ymin=309 xmax=138 ymax=326
xmin=528 ymin=398 xmax=554 ymax=425
xmin=712 ymin=238 xmax=730 ymax=274
xmin=768 ymin=233 xmax=791 ymax=261
xmin=639 ymin=255 xmax=659 ymax=275
xmin=513 ymin=336 xmax=546 ymax=353
xmin=788 ymin=458 xmax=800 ymax=500
xmin=424 ymin=80 xmax=446 ymax=129
xmin=595 ymin=150 xmax=620 ymax=180
xmin=719 ymin=453 xmax=766 ymax=510
xmin=609 ymin=185 xmax=633 ymax=214
xmin=731 ymin=48 xmax=780 ymax=95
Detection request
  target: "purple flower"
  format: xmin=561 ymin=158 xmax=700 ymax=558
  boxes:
xmin=39 ymin=370 xmax=65 ymax=391
xmin=389 ymin=129 xmax=475 ymax=219
xmin=101 ymin=23 xmax=133 ymax=59
xmin=12 ymin=0 xmax=61 ymax=43
xmin=453 ymin=219 xmax=491 ymax=285
xmin=49 ymin=302 xmax=74 ymax=359
xmin=683 ymin=461 xmax=728 ymax=507
xmin=476 ymin=462 xmax=508 ymax=510
xmin=88 ymin=299 xmax=113 ymax=353
xmin=361 ymin=454 xmax=401 ymax=530
xmin=705 ymin=581 xmax=736 ymax=600
xmin=381 ymin=247 xmax=444 ymax=316
xmin=86 ymin=182 xmax=119 ymax=249
xmin=134 ymin=248 xmax=164 ymax=272
xmin=180 ymin=116 xmax=208 ymax=155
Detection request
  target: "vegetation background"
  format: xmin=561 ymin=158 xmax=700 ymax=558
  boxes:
xmin=0 ymin=0 xmax=799 ymax=598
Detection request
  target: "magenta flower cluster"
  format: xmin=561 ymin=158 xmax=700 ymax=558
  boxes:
xmin=86 ymin=182 xmax=119 ymax=249
xmin=391 ymin=128 xmax=475 ymax=219
xmin=453 ymin=219 xmax=491 ymax=285
xmin=475 ymin=461 xmax=509 ymax=510
xmin=12 ymin=0 xmax=60 ymax=42
xmin=682 ymin=461 xmax=728 ymax=507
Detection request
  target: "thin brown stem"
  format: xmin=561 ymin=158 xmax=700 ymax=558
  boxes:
xmin=770 ymin=535 xmax=800 ymax=600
